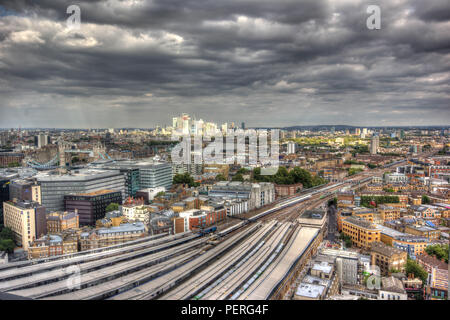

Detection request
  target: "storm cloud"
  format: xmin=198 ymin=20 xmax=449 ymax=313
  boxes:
xmin=0 ymin=0 xmax=449 ymax=128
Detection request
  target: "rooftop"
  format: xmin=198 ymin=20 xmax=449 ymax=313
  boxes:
xmin=377 ymin=224 xmax=407 ymax=238
xmin=81 ymin=222 xmax=145 ymax=237
xmin=301 ymin=209 xmax=326 ymax=219
xmin=302 ymin=275 xmax=330 ymax=287
xmin=295 ymin=283 xmax=326 ymax=299
xmin=344 ymin=216 xmax=379 ymax=230
xmin=371 ymin=242 xmax=405 ymax=257
xmin=77 ymin=189 xmax=117 ymax=196
xmin=416 ymin=253 xmax=448 ymax=270
xmin=381 ymin=276 xmax=406 ymax=294
xmin=47 ymin=211 xmax=78 ymax=221
xmin=6 ymin=200 xmax=42 ymax=209
xmin=35 ymin=169 xmax=122 ymax=182
xmin=311 ymin=261 xmax=333 ymax=274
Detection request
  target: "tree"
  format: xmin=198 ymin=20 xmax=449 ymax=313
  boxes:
xmin=328 ymin=197 xmax=337 ymax=207
xmin=421 ymin=195 xmax=431 ymax=204
xmin=0 ymin=239 xmax=15 ymax=253
xmin=71 ymin=156 xmax=80 ymax=164
xmin=348 ymin=168 xmax=363 ymax=176
xmin=425 ymin=244 xmax=449 ymax=263
xmin=215 ymin=174 xmax=226 ymax=181
xmin=360 ymin=195 xmax=399 ymax=207
xmin=0 ymin=227 xmax=14 ymax=241
xmin=7 ymin=162 xmax=20 ymax=168
xmin=173 ymin=172 xmax=198 ymax=187
xmin=232 ymin=173 xmax=244 ymax=182
xmin=253 ymin=166 xmax=324 ymax=188
xmin=105 ymin=203 xmax=119 ymax=213
xmin=155 ymin=191 xmax=166 ymax=198
xmin=406 ymin=258 xmax=428 ymax=284
xmin=236 ymin=168 xmax=250 ymax=175
xmin=339 ymin=233 xmax=352 ymax=248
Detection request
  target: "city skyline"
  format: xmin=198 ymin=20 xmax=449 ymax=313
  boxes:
xmin=0 ymin=0 xmax=449 ymax=128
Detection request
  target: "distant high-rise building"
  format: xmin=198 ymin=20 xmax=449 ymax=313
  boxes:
xmin=35 ymin=133 xmax=49 ymax=148
xmin=355 ymin=128 xmax=361 ymax=136
xmin=241 ymin=122 xmax=245 ymax=130
xmin=287 ymin=141 xmax=297 ymax=154
xmin=370 ymin=135 xmax=379 ymax=155
xmin=330 ymin=127 xmax=335 ymax=135
xmin=182 ymin=114 xmax=190 ymax=135
xmin=221 ymin=123 xmax=228 ymax=134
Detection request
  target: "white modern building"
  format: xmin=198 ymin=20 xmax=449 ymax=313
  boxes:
xmin=287 ymin=141 xmax=297 ymax=154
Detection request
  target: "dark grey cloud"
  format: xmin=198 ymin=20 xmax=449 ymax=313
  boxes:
xmin=0 ymin=0 xmax=449 ymax=128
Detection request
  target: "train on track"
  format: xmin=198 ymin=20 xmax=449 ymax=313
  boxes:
xmin=193 ymin=226 xmax=218 ymax=236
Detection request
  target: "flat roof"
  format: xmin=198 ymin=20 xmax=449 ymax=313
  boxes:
xmin=76 ymin=189 xmax=117 ymax=196
xmin=302 ymin=275 xmax=330 ymax=287
xmin=311 ymin=261 xmax=333 ymax=274
xmin=344 ymin=217 xmax=379 ymax=230
xmin=295 ymin=283 xmax=325 ymax=298
xmin=377 ymin=224 xmax=407 ymax=238
xmin=36 ymin=169 xmax=121 ymax=182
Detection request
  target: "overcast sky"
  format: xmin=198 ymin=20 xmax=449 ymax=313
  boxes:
xmin=0 ymin=0 xmax=449 ymax=129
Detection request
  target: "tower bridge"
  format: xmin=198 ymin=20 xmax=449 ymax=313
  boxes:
xmin=25 ymin=140 xmax=112 ymax=170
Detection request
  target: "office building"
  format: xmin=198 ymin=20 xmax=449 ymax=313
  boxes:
xmin=3 ymin=200 xmax=47 ymax=250
xmin=8 ymin=179 xmax=34 ymax=202
xmin=89 ymin=161 xmax=141 ymax=198
xmin=342 ymin=216 xmax=380 ymax=249
xmin=35 ymin=169 xmax=125 ymax=213
xmin=138 ymin=161 xmax=172 ymax=190
xmin=64 ymin=189 xmax=122 ymax=226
